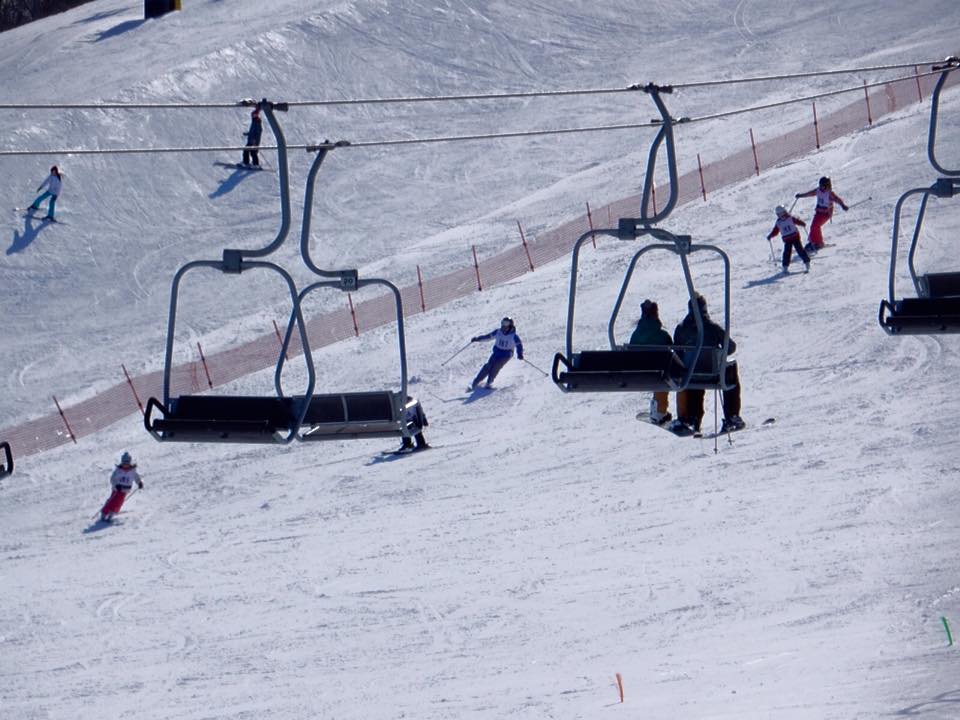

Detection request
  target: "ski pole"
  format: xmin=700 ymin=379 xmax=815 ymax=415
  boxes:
xmin=847 ymin=196 xmax=872 ymax=210
xmin=522 ymin=358 xmax=549 ymax=377
xmin=788 ymin=197 xmax=798 ymax=213
xmin=767 ymin=237 xmax=777 ymax=265
xmin=440 ymin=341 xmax=473 ymax=367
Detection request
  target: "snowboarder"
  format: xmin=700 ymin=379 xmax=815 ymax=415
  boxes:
xmin=469 ymin=316 xmax=524 ymax=390
xmin=629 ymin=299 xmax=673 ymax=426
xmin=242 ymin=108 xmax=263 ymax=167
xmin=396 ymin=397 xmax=431 ymax=453
xmin=670 ymin=294 xmax=744 ymax=436
xmin=767 ymin=205 xmax=811 ymax=273
xmin=99 ymin=451 xmax=143 ymax=522
xmin=794 ymin=176 xmax=848 ymax=251
xmin=27 ymin=165 xmax=62 ymax=220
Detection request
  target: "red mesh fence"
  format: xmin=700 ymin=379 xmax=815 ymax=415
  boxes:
xmin=2 ymin=72 xmax=953 ymax=460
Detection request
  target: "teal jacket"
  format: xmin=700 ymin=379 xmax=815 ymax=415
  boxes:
xmin=629 ymin=317 xmax=672 ymax=346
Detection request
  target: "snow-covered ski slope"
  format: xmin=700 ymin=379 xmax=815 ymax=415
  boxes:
xmin=2 ymin=1 xmax=960 ymax=718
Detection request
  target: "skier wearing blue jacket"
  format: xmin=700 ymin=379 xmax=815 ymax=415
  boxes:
xmin=469 ymin=316 xmax=524 ymax=390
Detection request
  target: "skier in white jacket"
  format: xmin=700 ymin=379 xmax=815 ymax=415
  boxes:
xmin=28 ymin=165 xmax=63 ymax=220
xmin=99 ymin=452 xmax=143 ymax=522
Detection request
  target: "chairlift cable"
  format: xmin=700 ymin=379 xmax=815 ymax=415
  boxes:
xmin=0 ymin=58 xmax=948 ymax=111
xmin=0 ymin=67 xmax=947 ymax=157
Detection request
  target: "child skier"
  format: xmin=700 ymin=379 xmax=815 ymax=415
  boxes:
xmin=469 ymin=316 xmax=524 ymax=390
xmin=767 ymin=205 xmax=811 ymax=273
xmin=794 ymin=176 xmax=848 ymax=251
xmin=396 ymin=397 xmax=431 ymax=454
xmin=28 ymin=165 xmax=63 ymax=221
xmin=99 ymin=452 xmax=143 ymax=522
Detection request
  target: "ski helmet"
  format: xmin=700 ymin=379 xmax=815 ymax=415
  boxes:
xmin=500 ymin=316 xmax=515 ymax=331
xmin=688 ymin=293 xmax=707 ymax=315
xmin=775 ymin=205 xmax=787 ymax=216
xmin=120 ymin=451 xmax=132 ymax=465
xmin=819 ymin=175 xmax=831 ymax=188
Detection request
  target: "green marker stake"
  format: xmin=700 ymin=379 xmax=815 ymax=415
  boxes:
xmin=942 ymin=616 xmax=953 ymax=646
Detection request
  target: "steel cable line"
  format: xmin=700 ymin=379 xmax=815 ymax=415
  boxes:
xmin=0 ymin=67 xmax=950 ymax=157
xmin=0 ymin=58 xmax=950 ymax=111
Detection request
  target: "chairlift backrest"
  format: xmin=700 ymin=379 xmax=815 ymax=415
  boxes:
xmin=0 ymin=441 xmax=12 ymax=477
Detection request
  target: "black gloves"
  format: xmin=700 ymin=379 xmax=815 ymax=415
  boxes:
xmin=137 ymin=480 xmax=144 ymax=490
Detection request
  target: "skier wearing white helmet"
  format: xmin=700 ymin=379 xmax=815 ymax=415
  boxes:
xmin=767 ymin=204 xmax=811 ymax=273
xmin=99 ymin=451 xmax=143 ymax=522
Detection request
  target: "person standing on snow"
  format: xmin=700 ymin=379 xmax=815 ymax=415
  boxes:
xmin=629 ymin=299 xmax=674 ymax=426
xmin=671 ymin=294 xmax=744 ymax=436
xmin=396 ymin=397 xmax=431 ymax=454
xmin=241 ymin=108 xmax=263 ymax=168
xmin=469 ymin=316 xmax=524 ymax=390
xmin=794 ymin=176 xmax=848 ymax=252
xmin=767 ymin=205 xmax=811 ymax=273
xmin=99 ymin=451 xmax=143 ymax=522
xmin=28 ymin=165 xmax=63 ymax=220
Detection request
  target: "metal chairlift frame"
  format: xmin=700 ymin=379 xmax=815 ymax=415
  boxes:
xmin=879 ymin=58 xmax=960 ymax=335
xmin=0 ymin=441 xmax=12 ymax=478
xmin=552 ymin=85 xmax=733 ymax=393
xmin=275 ymin=143 xmax=417 ymax=442
xmin=144 ymin=99 xmax=316 ymax=443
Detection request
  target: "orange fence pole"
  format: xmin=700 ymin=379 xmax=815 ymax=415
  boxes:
xmin=586 ymin=201 xmax=596 ymax=247
xmin=196 ymin=342 xmax=213 ymax=389
xmin=517 ymin=221 xmax=534 ymax=271
xmin=347 ymin=293 xmax=359 ymax=337
xmin=272 ymin=319 xmax=289 ymax=360
xmin=696 ymin=153 xmax=707 ymax=201
xmin=52 ymin=395 xmax=77 ymax=444
xmin=812 ymin=101 xmax=821 ymax=150
xmin=416 ymin=265 xmax=427 ymax=312
xmin=863 ymin=80 xmax=873 ymax=125
xmin=121 ymin=364 xmax=144 ymax=415
xmin=472 ymin=245 xmax=482 ymax=291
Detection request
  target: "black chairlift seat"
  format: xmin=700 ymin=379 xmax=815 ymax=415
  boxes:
xmin=144 ymin=395 xmax=303 ymax=444
xmin=879 ymin=296 xmax=960 ymax=335
xmin=919 ymin=271 xmax=960 ymax=298
xmin=552 ymin=345 xmax=725 ymax=392
xmin=298 ymin=391 xmax=416 ymax=441
xmin=0 ymin=441 xmax=12 ymax=478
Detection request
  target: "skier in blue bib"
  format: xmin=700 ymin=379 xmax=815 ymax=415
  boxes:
xmin=469 ymin=316 xmax=524 ymax=390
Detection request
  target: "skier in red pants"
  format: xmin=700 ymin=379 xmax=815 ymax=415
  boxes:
xmin=100 ymin=452 xmax=143 ymax=522
xmin=795 ymin=176 xmax=848 ymax=252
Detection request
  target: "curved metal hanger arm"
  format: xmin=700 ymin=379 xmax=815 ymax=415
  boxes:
xmin=927 ymin=58 xmax=959 ymax=177
xmin=630 ymin=84 xmax=687 ymax=227
xmin=300 ymin=141 xmax=353 ymax=284
xmin=222 ymin=98 xmax=292 ymax=269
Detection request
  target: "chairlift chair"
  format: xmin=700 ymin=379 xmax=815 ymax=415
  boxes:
xmin=0 ymin=441 xmax=12 ymax=478
xmin=879 ymin=59 xmax=960 ymax=335
xmin=551 ymin=84 xmax=734 ymax=394
xmin=144 ymin=100 xmax=317 ymax=444
xmin=276 ymin=143 xmax=423 ymax=442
